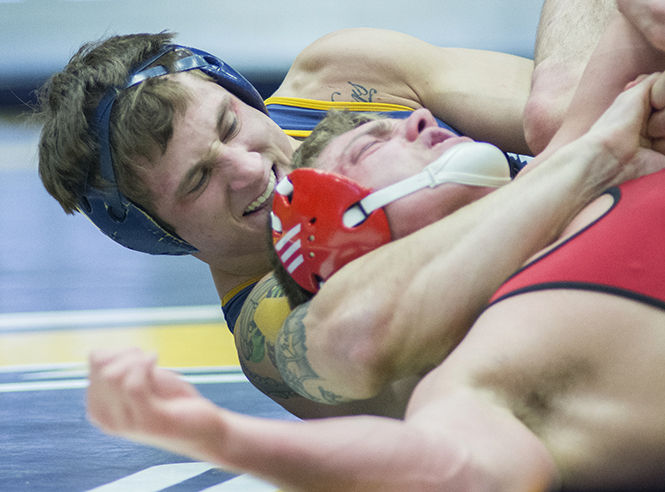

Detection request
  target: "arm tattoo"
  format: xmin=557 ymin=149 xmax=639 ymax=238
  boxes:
xmin=234 ymin=277 xmax=300 ymax=399
xmin=331 ymin=81 xmax=377 ymax=102
xmin=276 ymin=303 xmax=346 ymax=405
xmin=235 ymin=278 xmax=285 ymax=364
xmin=238 ymin=359 xmax=299 ymax=400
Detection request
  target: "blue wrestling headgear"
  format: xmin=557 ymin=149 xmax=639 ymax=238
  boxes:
xmin=79 ymin=44 xmax=268 ymax=255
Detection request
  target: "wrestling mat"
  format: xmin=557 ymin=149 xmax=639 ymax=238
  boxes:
xmin=1 ymin=119 xmax=290 ymax=491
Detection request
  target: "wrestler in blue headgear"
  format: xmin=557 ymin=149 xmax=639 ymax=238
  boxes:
xmin=80 ymin=44 xmax=267 ymax=255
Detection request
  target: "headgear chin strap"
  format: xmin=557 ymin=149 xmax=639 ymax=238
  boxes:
xmin=343 ymin=141 xmax=510 ymax=226
xmin=271 ymin=141 xmax=510 ymax=293
xmin=80 ymin=44 xmax=268 ymax=255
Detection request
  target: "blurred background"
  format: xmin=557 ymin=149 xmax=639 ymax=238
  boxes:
xmin=1 ymin=0 xmax=543 ymax=107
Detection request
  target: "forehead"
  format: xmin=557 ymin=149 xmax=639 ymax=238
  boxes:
xmin=167 ymin=70 xmax=231 ymax=103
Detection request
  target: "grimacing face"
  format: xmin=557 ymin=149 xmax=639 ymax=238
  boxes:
xmin=314 ymin=108 xmax=495 ymax=239
xmin=138 ymin=72 xmax=296 ymax=273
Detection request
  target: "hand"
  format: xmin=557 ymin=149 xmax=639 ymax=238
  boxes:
xmin=618 ymin=0 xmax=665 ymax=51
xmin=584 ymin=72 xmax=665 ymax=184
xmin=87 ymin=348 xmax=227 ymax=461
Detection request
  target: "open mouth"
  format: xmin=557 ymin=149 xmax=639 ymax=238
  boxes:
xmin=422 ymin=126 xmax=456 ymax=148
xmin=243 ymin=169 xmax=276 ymax=215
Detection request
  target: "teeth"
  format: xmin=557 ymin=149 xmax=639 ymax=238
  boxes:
xmin=245 ymin=170 xmax=276 ymax=214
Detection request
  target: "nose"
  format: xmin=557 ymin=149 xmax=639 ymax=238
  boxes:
xmin=223 ymin=148 xmax=266 ymax=192
xmin=403 ymin=108 xmax=438 ymax=141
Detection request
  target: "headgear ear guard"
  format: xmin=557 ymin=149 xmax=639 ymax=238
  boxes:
xmin=271 ymin=169 xmax=392 ymax=294
xmin=79 ymin=44 xmax=268 ymax=255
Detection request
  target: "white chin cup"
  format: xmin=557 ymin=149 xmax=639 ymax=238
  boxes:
xmin=425 ymin=141 xmax=510 ymax=188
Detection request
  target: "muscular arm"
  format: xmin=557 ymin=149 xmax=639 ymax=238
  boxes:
xmin=524 ymin=0 xmax=616 ymax=153
xmin=273 ymin=28 xmax=533 ymax=154
xmin=234 ymin=274 xmax=417 ymax=419
xmin=277 ymin=74 xmax=665 ymax=404
xmin=87 ymin=348 xmax=557 ymax=492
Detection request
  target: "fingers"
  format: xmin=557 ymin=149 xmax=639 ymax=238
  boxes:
xmin=587 ymin=72 xmax=657 ymax=150
xmin=624 ymin=73 xmax=650 ymax=91
xmin=648 ymin=72 xmax=665 ymax=146
xmin=86 ymin=347 xmax=158 ymax=434
xmin=647 ymin=109 xmax=665 ymax=139
xmin=650 ymin=70 xmax=665 ymax=110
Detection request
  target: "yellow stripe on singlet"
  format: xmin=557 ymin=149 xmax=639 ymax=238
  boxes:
xmin=264 ymin=96 xmax=416 ymax=112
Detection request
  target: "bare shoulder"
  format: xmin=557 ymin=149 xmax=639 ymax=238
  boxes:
xmin=271 ymin=27 xmax=533 ymax=152
xmin=271 ymin=28 xmax=437 ymax=105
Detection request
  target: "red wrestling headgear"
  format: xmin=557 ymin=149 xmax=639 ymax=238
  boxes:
xmin=271 ymin=168 xmax=391 ymax=294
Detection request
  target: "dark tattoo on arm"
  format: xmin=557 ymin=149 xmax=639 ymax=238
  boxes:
xmin=234 ymin=277 xmax=298 ymax=399
xmin=331 ymin=81 xmax=378 ymax=102
xmin=275 ymin=303 xmax=346 ymax=405
xmin=238 ymin=359 xmax=299 ymax=400
xmin=235 ymin=278 xmax=284 ymax=364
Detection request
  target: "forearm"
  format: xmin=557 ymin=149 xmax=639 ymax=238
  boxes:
xmin=87 ymin=350 xmax=557 ymax=492
xmin=387 ymin=138 xmax=616 ymax=375
xmin=416 ymin=48 xmax=533 ymax=154
xmin=618 ymin=0 xmax=665 ymax=51
xmin=278 ymin=70 xmax=663 ymax=405
xmin=200 ymin=387 xmax=557 ymax=492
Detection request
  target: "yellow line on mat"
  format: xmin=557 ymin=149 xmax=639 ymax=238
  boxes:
xmin=0 ymin=323 xmax=239 ymax=367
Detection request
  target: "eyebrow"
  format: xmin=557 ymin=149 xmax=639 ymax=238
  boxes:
xmin=341 ymin=120 xmax=392 ymax=164
xmin=175 ymin=98 xmax=230 ymax=197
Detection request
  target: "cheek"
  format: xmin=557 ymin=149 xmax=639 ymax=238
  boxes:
xmin=384 ymin=188 xmax=456 ymax=239
xmin=167 ymin=198 xmax=219 ymax=242
xmin=344 ymin=164 xmax=407 ymax=190
xmin=385 ymin=198 xmax=431 ymax=239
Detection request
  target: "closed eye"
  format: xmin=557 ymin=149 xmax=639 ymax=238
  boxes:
xmin=217 ymin=100 xmax=239 ymax=143
xmin=353 ymin=140 xmax=379 ymax=164
xmin=221 ymin=115 xmax=239 ymax=142
xmin=188 ymin=167 xmax=210 ymax=195
xmin=350 ymin=120 xmax=391 ymax=164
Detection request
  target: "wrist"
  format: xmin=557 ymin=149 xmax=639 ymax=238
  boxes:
xmin=539 ymin=134 xmax=622 ymax=200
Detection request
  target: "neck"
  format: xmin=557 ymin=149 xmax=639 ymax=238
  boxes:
xmin=209 ymin=263 xmax=272 ymax=302
xmin=195 ymin=249 xmax=272 ymax=301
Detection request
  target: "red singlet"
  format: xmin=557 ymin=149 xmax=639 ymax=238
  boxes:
xmin=488 ymin=169 xmax=665 ymax=311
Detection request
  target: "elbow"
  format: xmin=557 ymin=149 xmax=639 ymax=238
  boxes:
xmin=523 ymin=56 xmax=582 ymax=155
xmin=319 ymin=314 xmax=400 ymax=400
xmin=306 ymin=312 xmax=399 ymax=402
xmin=522 ymin=86 xmax=563 ymax=156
